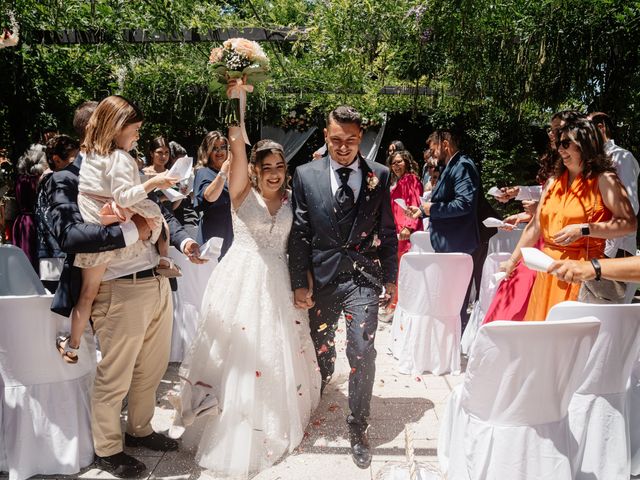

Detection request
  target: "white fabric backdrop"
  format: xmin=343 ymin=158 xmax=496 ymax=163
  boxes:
xmin=260 ymin=125 xmax=317 ymax=162
xmin=361 ymin=114 xmax=388 ymax=162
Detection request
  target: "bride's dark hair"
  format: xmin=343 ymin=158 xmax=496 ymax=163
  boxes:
xmin=249 ymin=139 xmax=289 ymax=192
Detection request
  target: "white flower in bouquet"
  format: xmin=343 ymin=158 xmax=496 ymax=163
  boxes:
xmin=223 ymin=38 xmax=268 ymax=65
xmin=208 ymin=37 xmax=270 ymax=91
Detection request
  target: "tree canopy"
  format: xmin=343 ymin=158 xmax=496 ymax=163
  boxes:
xmin=2 ymin=0 xmax=639 ymax=188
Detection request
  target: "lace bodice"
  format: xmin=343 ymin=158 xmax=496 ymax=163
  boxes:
xmin=231 ymin=188 xmax=292 ymax=256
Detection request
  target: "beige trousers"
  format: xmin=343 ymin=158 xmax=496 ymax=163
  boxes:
xmin=90 ymin=274 xmax=173 ymax=457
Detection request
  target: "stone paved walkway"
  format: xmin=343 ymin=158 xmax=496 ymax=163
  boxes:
xmin=7 ymin=319 xmax=462 ymax=480
xmin=5 ymin=316 xmax=640 ymax=479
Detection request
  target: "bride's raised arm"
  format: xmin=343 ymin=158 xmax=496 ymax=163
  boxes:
xmin=227 ymin=124 xmax=250 ymax=208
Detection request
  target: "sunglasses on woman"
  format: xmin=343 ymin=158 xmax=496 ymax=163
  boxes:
xmin=212 ymin=145 xmax=229 ymax=152
xmin=557 ymin=139 xmax=575 ymax=150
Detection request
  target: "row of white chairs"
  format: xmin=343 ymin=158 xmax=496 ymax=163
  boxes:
xmin=391 ymin=241 xmax=640 ymax=479
xmin=438 ymin=303 xmax=640 ymax=479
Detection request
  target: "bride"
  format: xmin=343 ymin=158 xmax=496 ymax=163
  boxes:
xmin=173 ymin=116 xmax=321 ymax=478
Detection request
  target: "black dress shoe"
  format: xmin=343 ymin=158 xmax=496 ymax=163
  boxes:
xmin=348 ymin=424 xmax=371 ymax=469
xmin=95 ymin=452 xmax=146 ymax=478
xmin=125 ymin=432 xmax=179 ymax=452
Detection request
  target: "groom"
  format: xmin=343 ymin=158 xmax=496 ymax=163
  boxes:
xmin=288 ymin=106 xmax=398 ymax=468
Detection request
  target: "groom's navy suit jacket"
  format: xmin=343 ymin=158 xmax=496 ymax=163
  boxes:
xmin=288 ymin=156 xmax=398 ymax=291
xmin=47 ymin=156 xmax=189 ymax=317
xmin=429 ymin=152 xmax=480 ymax=254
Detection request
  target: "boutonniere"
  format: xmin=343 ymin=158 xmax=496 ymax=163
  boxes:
xmin=366 ymin=171 xmax=379 ymax=190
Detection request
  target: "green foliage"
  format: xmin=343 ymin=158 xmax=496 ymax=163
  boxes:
xmin=1 ymin=0 xmax=640 ymax=194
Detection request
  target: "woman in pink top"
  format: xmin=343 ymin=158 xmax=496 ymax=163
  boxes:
xmin=382 ymin=150 xmax=423 ymax=320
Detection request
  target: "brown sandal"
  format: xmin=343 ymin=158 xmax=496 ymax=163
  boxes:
xmin=56 ymin=335 xmax=79 ymax=364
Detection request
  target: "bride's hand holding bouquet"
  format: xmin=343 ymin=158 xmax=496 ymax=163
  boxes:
xmin=209 ymin=38 xmax=269 ymax=144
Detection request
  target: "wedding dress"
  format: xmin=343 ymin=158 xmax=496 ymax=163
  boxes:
xmin=178 ymin=187 xmax=321 ymax=478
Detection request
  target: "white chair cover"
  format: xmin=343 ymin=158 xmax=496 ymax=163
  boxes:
xmin=438 ymin=318 xmax=600 ymax=480
xmin=0 ymin=245 xmax=46 ymax=295
xmin=487 ymin=227 xmax=524 ymax=255
xmin=629 ymin=358 xmax=640 ymax=475
xmin=460 ymin=252 xmax=511 ymax=355
xmin=0 ymin=295 xmax=95 ymax=480
xmin=409 ymin=231 xmax=434 ymax=253
xmin=169 ymin=246 xmax=218 ymax=362
xmin=391 ymin=253 xmax=472 ymax=375
xmin=547 ymin=301 xmax=640 ymax=479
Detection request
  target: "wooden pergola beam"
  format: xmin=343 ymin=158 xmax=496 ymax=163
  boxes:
xmin=32 ymin=27 xmax=301 ymax=45
xmin=267 ymin=86 xmax=437 ymax=96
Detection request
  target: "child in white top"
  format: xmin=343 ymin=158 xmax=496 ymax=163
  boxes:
xmin=56 ymin=95 xmax=178 ymax=364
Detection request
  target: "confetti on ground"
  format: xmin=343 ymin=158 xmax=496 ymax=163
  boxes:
xmin=327 ymin=403 xmax=339 ymax=412
xmin=317 ymin=323 xmax=328 ymax=332
xmin=317 ymin=344 xmax=328 ymax=354
xmin=351 ymin=367 xmax=357 ymax=374
xmin=415 ymin=376 xmax=422 ymax=382
xmin=256 ymin=371 xmax=262 ymax=378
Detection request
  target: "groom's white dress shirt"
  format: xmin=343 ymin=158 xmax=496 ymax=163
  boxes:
xmin=603 ymin=139 xmax=639 ymax=257
xmin=329 ymin=156 xmax=362 ymax=202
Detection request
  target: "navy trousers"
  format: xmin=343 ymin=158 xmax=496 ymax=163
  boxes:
xmin=310 ymin=275 xmax=379 ymax=425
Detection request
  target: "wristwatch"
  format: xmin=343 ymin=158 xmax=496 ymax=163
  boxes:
xmin=581 ymin=224 xmax=590 ymax=236
xmin=590 ymin=258 xmax=602 ymax=281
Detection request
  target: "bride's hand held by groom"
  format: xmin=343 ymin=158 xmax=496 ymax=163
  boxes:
xmin=294 ymin=271 xmax=315 ymax=310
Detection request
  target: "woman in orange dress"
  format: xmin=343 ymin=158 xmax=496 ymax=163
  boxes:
xmin=503 ymin=118 xmax=636 ymax=321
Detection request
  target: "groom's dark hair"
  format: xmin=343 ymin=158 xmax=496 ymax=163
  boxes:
xmin=327 ymin=106 xmax=362 ymax=129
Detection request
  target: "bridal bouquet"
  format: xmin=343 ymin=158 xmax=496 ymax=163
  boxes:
xmin=209 ymin=38 xmax=270 ymax=143
xmin=0 ymin=12 xmax=19 ymax=49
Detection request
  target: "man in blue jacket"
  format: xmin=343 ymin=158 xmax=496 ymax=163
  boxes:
xmin=412 ymin=129 xmax=480 ymax=253
xmin=407 ymin=129 xmax=480 ymax=323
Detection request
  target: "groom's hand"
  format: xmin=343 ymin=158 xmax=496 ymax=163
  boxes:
xmin=381 ymin=283 xmax=397 ymax=306
xmin=294 ymin=287 xmax=315 ymax=309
